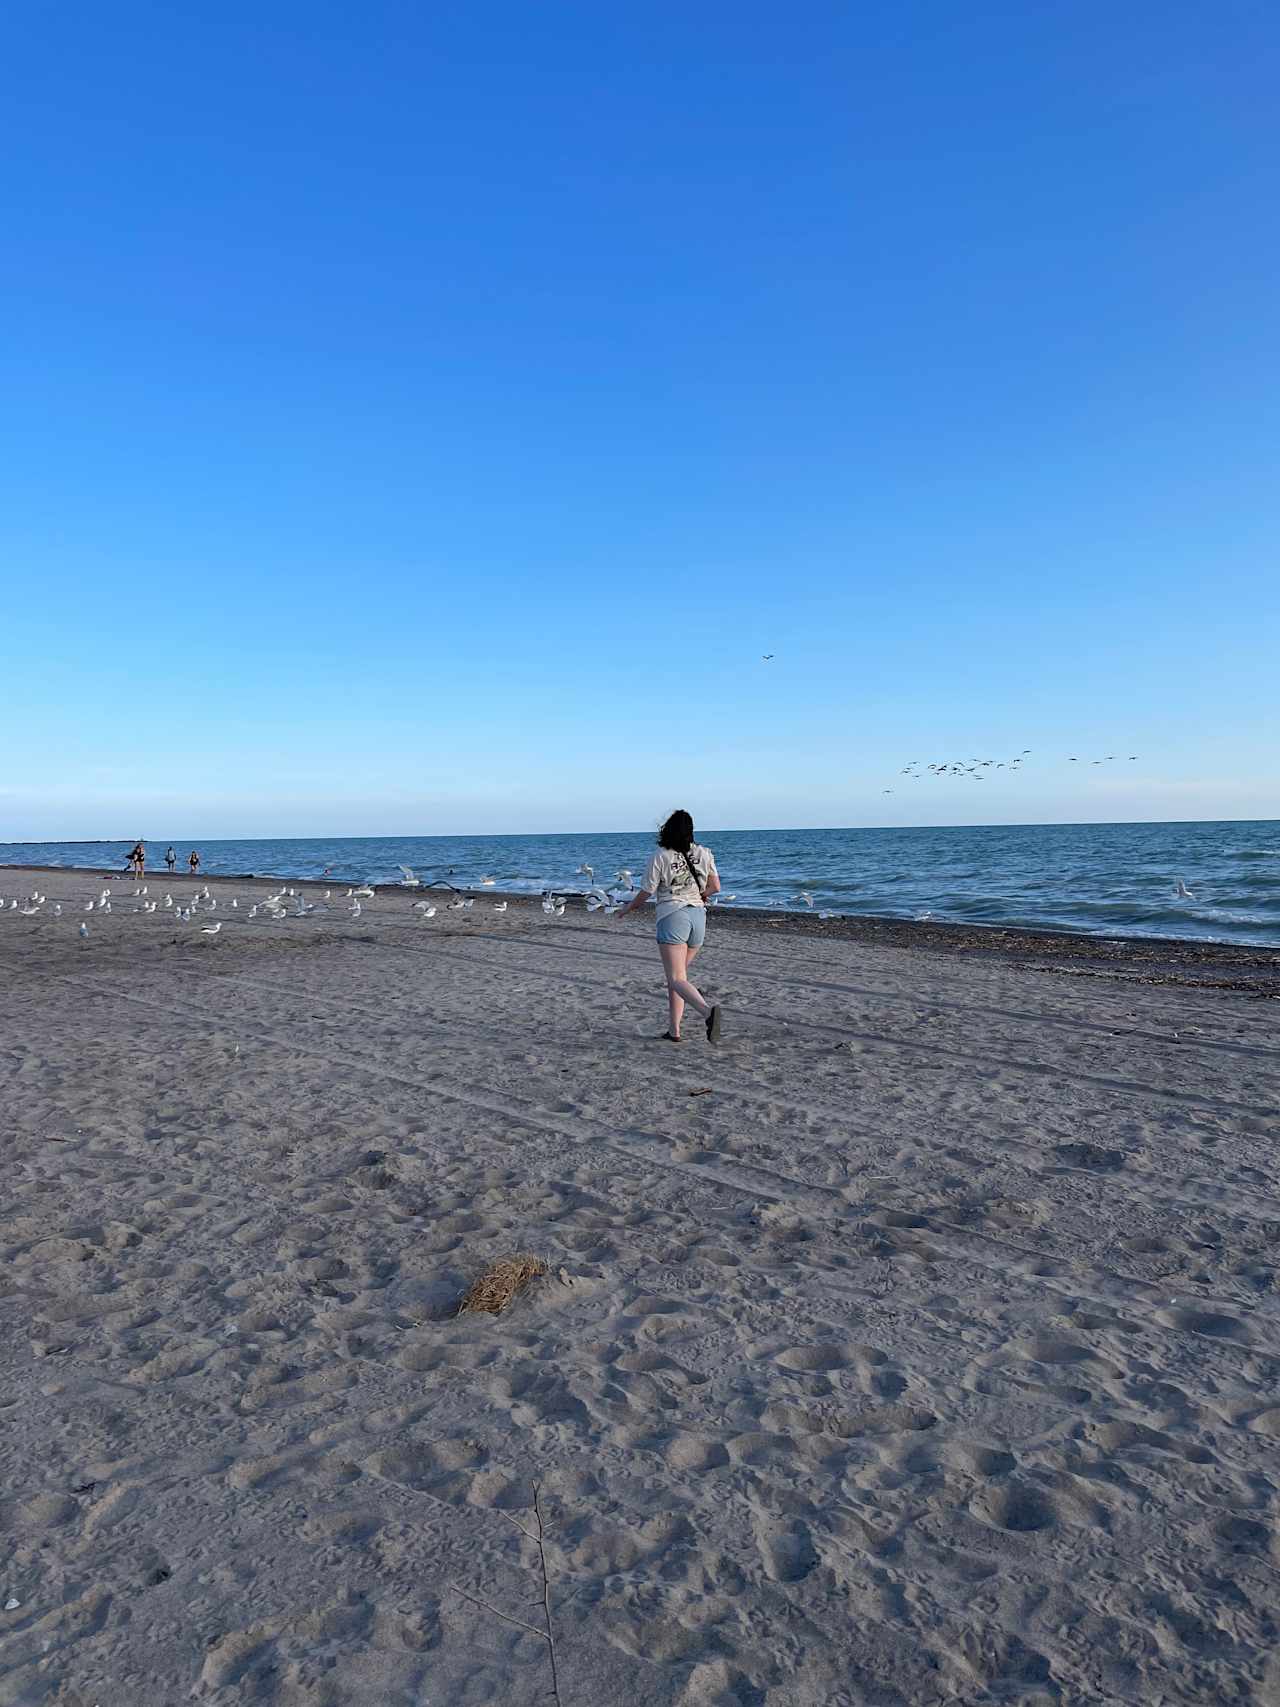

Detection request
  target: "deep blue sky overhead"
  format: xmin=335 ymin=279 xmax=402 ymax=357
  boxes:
xmin=2 ymin=1 xmax=1276 ymax=836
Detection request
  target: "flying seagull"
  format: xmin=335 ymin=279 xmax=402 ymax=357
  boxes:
xmin=762 ymin=653 xmax=774 ymax=660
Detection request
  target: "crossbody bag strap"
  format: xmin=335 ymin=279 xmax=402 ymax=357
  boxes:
xmin=678 ymin=847 xmax=706 ymax=903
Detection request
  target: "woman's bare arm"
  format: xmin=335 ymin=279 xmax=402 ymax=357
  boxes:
xmin=614 ymin=888 xmax=652 ymax=918
xmin=703 ymin=868 xmax=721 ymax=898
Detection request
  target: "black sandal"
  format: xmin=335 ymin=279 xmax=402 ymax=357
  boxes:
xmin=705 ymin=1005 xmax=722 ymax=1044
xmin=661 ymin=1030 xmax=682 ymax=1043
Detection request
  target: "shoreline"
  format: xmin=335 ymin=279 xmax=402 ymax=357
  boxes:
xmin=4 ymin=860 xmax=1278 ymax=995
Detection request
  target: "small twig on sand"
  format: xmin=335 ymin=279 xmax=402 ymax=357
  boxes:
xmin=450 ymin=1480 xmax=562 ymax=1704
xmin=533 ymin=1484 xmax=561 ymax=1706
xmin=449 ymin=1582 xmax=546 ymax=1643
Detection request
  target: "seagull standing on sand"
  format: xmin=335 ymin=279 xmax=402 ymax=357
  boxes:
xmin=493 ymin=900 xmax=508 ymax=912
xmin=79 ymin=922 xmax=89 ymax=938
xmin=201 ymin=923 xmax=222 ymax=936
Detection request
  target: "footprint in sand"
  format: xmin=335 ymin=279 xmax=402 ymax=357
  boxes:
xmin=753 ymin=1515 xmax=818 ymax=1582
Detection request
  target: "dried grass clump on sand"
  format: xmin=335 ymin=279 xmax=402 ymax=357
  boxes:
xmin=457 ymin=1255 xmax=548 ymax=1316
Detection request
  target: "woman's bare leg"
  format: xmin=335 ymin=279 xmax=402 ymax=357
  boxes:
xmin=660 ymin=943 xmax=711 ymax=1035
xmin=662 ymin=943 xmax=686 ymax=1035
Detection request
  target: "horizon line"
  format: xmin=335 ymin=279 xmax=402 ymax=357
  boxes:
xmin=2 ymin=813 xmax=1277 ymax=847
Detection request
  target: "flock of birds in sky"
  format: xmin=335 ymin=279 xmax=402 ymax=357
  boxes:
xmin=759 ymin=661 xmax=1143 ymax=798
xmin=878 ymin=750 xmax=1140 ymax=793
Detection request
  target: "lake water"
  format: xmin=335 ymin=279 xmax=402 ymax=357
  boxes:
xmin=4 ymin=821 xmax=1278 ymax=947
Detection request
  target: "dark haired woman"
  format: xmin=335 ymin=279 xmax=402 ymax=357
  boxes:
xmin=614 ymin=809 xmax=723 ymax=1043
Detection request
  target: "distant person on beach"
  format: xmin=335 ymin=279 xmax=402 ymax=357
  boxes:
xmin=127 ymin=840 xmax=145 ymax=878
xmin=189 ymin=850 xmax=201 ymax=876
xmin=165 ymin=846 xmax=176 ymax=872
xmin=613 ymin=809 xmax=723 ymax=1044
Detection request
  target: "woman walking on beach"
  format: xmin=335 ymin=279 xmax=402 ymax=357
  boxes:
xmin=614 ymin=809 xmax=723 ymax=1043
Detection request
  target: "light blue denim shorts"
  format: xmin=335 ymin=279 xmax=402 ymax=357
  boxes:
xmin=656 ymin=906 xmax=706 ymax=948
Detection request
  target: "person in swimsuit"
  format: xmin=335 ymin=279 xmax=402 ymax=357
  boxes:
xmin=189 ymin=850 xmax=201 ymax=876
xmin=613 ymin=808 xmax=723 ymax=1043
xmin=127 ymin=840 xmax=145 ymax=878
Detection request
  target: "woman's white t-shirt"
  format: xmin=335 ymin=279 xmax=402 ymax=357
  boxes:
xmin=642 ymin=843 xmax=718 ymax=923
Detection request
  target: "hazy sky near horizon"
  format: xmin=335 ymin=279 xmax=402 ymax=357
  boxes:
xmin=2 ymin=2 xmax=1277 ymax=841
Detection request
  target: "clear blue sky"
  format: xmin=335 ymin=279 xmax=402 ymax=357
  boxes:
xmin=2 ymin=1 xmax=1276 ymax=838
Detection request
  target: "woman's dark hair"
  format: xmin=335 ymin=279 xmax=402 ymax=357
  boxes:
xmin=658 ymin=809 xmax=694 ymax=853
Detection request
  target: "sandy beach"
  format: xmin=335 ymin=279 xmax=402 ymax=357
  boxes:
xmin=2 ymin=865 xmax=1279 ymax=1705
